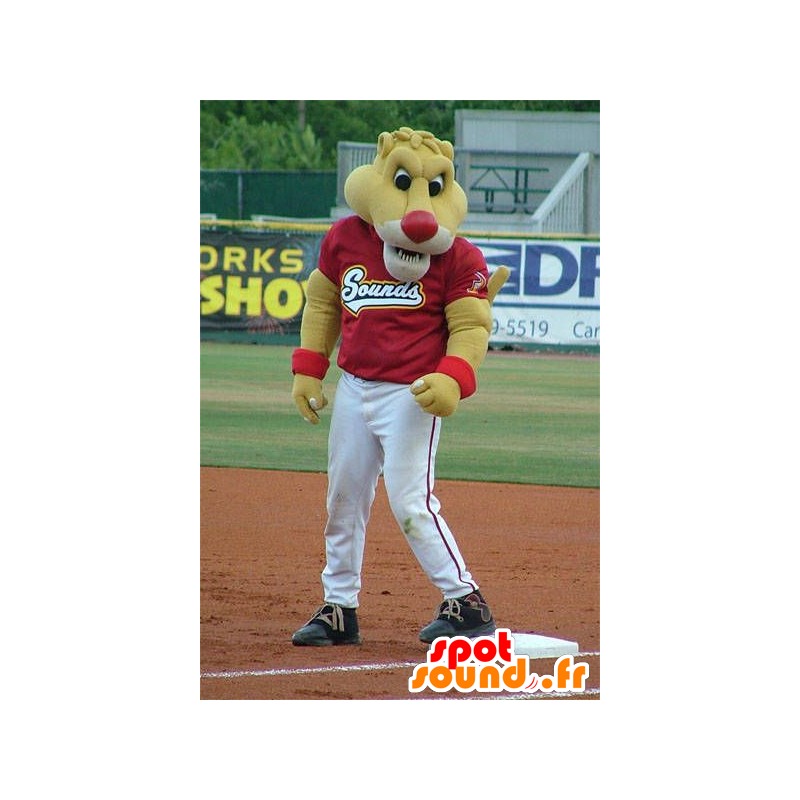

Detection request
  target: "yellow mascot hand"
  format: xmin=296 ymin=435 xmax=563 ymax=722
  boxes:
xmin=292 ymin=374 xmax=329 ymax=425
xmin=409 ymin=266 xmax=510 ymax=418
xmin=411 ymin=373 xmax=461 ymax=418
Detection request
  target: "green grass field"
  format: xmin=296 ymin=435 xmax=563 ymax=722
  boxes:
xmin=200 ymin=342 xmax=599 ymax=487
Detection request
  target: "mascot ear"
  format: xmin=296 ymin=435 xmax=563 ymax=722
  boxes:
xmin=439 ymin=140 xmax=455 ymax=161
xmin=377 ymin=132 xmax=394 ymax=159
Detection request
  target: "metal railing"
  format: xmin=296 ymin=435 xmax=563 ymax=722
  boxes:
xmin=530 ymin=152 xmax=593 ymax=234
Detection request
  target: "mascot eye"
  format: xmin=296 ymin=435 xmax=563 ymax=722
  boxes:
xmin=428 ymin=175 xmax=445 ymax=197
xmin=393 ymin=168 xmax=412 ymax=191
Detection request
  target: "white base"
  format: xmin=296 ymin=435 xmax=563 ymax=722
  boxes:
xmin=511 ymin=633 xmax=579 ymax=659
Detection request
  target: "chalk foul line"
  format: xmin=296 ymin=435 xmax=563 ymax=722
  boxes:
xmin=200 ymin=661 xmax=419 ymax=679
xmin=201 ymin=651 xmax=600 ymax=680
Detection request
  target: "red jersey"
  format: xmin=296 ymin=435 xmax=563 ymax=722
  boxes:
xmin=318 ymin=216 xmax=489 ymax=384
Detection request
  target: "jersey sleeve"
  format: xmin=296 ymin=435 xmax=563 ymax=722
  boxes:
xmin=316 ymin=224 xmax=341 ymax=285
xmin=444 ymin=239 xmax=490 ymax=305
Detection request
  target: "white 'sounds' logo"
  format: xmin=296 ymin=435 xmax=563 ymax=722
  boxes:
xmin=340 ymin=265 xmax=425 ymax=316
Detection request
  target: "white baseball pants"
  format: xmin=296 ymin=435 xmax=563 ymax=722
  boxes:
xmin=321 ymin=370 xmax=479 ymax=607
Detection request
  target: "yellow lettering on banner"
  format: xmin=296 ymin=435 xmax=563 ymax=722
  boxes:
xmin=279 ymin=248 xmax=303 ymax=274
xmin=200 ymin=245 xmax=219 ymax=271
xmin=253 ymin=248 xmax=276 ymax=273
xmin=223 ymin=246 xmax=248 ymax=272
xmin=200 ymin=275 xmax=225 ymax=314
xmin=264 ymin=278 xmax=304 ymax=320
xmin=225 ymin=276 xmax=263 ymax=316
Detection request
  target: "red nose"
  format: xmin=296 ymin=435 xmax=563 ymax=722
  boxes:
xmin=401 ymin=210 xmax=438 ymax=243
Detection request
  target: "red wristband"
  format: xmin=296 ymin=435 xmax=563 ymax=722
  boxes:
xmin=291 ymin=348 xmax=330 ymax=379
xmin=435 ymin=355 xmax=477 ymax=399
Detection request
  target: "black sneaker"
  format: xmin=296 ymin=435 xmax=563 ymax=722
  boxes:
xmin=292 ymin=603 xmax=362 ymax=646
xmin=419 ymin=591 xmax=496 ymax=643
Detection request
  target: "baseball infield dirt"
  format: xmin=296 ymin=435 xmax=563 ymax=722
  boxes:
xmin=200 ymin=466 xmax=599 ymax=699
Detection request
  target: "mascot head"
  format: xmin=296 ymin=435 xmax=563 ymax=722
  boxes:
xmin=344 ymin=127 xmax=468 ymax=281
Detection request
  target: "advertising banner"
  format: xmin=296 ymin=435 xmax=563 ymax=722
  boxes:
xmin=470 ymin=237 xmax=600 ymax=347
xmin=200 ymin=228 xmax=321 ymax=337
xmin=200 ymin=225 xmax=599 ymax=348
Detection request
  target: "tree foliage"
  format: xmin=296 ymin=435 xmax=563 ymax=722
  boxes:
xmin=200 ymin=100 xmax=599 ymax=170
xmin=200 ymin=111 xmax=325 ymax=169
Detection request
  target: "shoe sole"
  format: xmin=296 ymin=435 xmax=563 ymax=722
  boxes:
xmin=292 ymin=634 xmax=362 ymax=647
xmin=419 ymin=620 xmax=496 ymax=645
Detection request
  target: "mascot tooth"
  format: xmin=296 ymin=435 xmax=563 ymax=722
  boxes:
xmin=289 ymin=126 xmax=509 ymax=647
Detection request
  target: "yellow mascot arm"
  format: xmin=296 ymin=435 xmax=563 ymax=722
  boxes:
xmin=411 ymin=267 xmax=509 ymax=417
xmin=445 ymin=296 xmax=493 ymax=369
xmin=291 ymin=269 xmax=341 ymax=425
